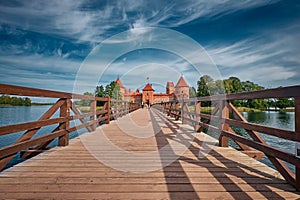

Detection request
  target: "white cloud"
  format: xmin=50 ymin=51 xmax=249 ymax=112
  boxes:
xmin=0 ymin=1 xmax=279 ymax=42
xmin=205 ymin=33 xmax=300 ymax=86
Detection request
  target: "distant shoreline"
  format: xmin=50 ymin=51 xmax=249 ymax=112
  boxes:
xmin=0 ymin=103 xmax=54 ymax=106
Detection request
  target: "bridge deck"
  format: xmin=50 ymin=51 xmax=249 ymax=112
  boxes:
xmin=0 ymin=108 xmax=299 ymax=199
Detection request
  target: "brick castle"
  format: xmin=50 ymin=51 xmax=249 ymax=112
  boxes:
xmin=116 ymin=76 xmax=189 ymax=105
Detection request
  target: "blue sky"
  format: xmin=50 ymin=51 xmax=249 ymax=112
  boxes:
xmin=0 ymin=0 xmax=299 ymax=95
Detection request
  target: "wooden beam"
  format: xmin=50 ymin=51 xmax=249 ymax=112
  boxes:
xmin=219 ymin=101 xmax=229 ymax=147
xmin=195 ymin=101 xmax=201 ymax=132
xmin=295 ymin=97 xmax=300 ymax=191
xmin=198 ymin=103 xmax=220 ymax=133
xmin=175 ymin=102 xmax=180 ymax=120
xmin=105 ymin=96 xmax=110 ymax=124
xmin=228 ymin=102 xmax=296 ymax=188
xmin=90 ymin=100 xmax=97 ymax=131
xmin=58 ymin=99 xmax=70 ymax=146
xmin=0 ymin=117 xmax=65 ymax=136
xmin=0 ymin=130 xmax=67 ymax=160
xmin=221 ymin=130 xmax=299 ymax=165
xmin=224 ymin=118 xmax=298 ymax=142
xmin=0 ymin=99 xmax=64 ymax=171
xmin=187 ymin=85 xmax=300 ymax=102
xmin=70 ymin=101 xmax=94 ymax=132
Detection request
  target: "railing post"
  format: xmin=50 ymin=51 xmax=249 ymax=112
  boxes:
xmin=195 ymin=101 xmax=201 ymax=132
xmin=167 ymin=103 xmax=171 ymax=116
xmin=295 ymin=97 xmax=300 ymax=191
xmin=58 ymin=98 xmax=70 ymax=146
xmin=219 ymin=101 xmax=229 ymax=147
xmin=106 ymin=96 xmax=110 ymax=124
xmin=182 ymin=101 xmax=188 ymax=124
xmin=175 ymin=102 xmax=179 ymax=120
xmin=90 ymin=99 xmax=97 ymax=131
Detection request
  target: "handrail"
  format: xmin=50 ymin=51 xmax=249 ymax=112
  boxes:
xmin=177 ymin=85 xmax=300 ymax=103
xmin=0 ymin=84 xmax=141 ymax=171
xmin=154 ymin=84 xmax=300 ymax=190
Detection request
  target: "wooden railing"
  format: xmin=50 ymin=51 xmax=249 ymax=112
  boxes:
xmin=154 ymin=85 xmax=300 ymax=190
xmin=0 ymin=84 xmax=140 ymax=171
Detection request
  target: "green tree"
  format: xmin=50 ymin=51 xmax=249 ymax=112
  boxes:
xmin=104 ymin=81 xmax=121 ymax=100
xmin=78 ymin=92 xmax=93 ymax=107
xmin=24 ymin=97 xmax=31 ymax=106
xmin=197 ymin=75 xmax=212 ymax=97
xmin=95 ymin=85 xmax=106 ymax=106
xmin=0 ymin=95 xmax=31 ymax=106
xmin=197 ymin=75 xmax=213 ymax=106
xmin=189 ymin=87 xmax=196 ymax=98
xmin=276 ymin=98 xmax=294 ymax=109
xmin=95 ymin=85 xmax=105 ymax=97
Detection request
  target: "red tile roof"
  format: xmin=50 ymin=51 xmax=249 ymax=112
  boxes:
xmin=175 ymin=76 xmax=188 ymax=87
xmin=142 ymin=83 xmax=154 ymax=91
xmin=166 ymin=82 xmax=174 ymax=88
xmin=116 ymin=77 xmax=125 ymax=88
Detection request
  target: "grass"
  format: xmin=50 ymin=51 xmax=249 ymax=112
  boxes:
xmin=236 ymin=107 xmax=261 ymax=112
xmin=279 ymin=108 xmax=295 ymax=112
xmin=77 ymin=106 xmax=104 ymax=112
xmin=188 ymin=106 xmax=261 ymax=113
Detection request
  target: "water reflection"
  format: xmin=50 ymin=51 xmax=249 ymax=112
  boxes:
xmin=244 ymin=112 xmax=268 ymax=124
xmin=242 ymin=111 xmax=294 ymax=131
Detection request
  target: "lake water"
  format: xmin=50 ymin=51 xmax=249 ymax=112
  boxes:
xmin=241 ymin=111 xmax=295 ymax=172
xmin=0 ymin=106 xmax=296 ymax=172
xmin=0 ymin=106 xmax=86 ymax=169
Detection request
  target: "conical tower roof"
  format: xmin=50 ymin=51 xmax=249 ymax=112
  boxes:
xmin=142 ymin=83 xmax=154 ymax=91
xmin=175 ymin=76 xmax=188 ymax=88
xmin=116 ymin=77 xmax=125 ymax=88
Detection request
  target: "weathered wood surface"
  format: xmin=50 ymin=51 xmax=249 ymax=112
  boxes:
xmin=0 ymin=108 xmax=299 ymax=199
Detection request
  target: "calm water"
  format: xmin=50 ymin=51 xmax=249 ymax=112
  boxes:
xmin=0 ymin=106 xmax=86 ymax=169
xmin=241 ymin=111 xmax=295 ymax=172
xmin=0 ymin=106 xmax=296 ymax=171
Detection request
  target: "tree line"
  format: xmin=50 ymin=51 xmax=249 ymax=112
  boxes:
xmin=0 ymin=95 xmax=31 ymax=106
xmin=190 ymin=75 xmax=294 ymax=110
xmin=76 ymin=81 xmax=121 ymax=107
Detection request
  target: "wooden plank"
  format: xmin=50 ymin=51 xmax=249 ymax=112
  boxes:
xmin=0 ymin=191 xmax=299 ymax=200
xmin=0 ymin=108 xmax=299 ymax=199
xmin=0 ymin=177 xmax=286 ymax=184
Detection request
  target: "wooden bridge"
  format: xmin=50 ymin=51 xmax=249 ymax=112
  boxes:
xmin=0 ymin=84 xmax=300 ymax=199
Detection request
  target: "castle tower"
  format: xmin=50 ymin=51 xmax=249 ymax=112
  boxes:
xmin=175 ymin=76 xmax=189 ymax=100
xmin=142 ymin=83 xmax=155 ymax=105
xmin=166 ymin=82 xmax=174 ymax=95
xmin=116 ymin=77 xmax=125 ymax=97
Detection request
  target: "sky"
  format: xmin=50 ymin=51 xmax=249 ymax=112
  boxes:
xmin=0 ymin=0 xmax=299 ymax=96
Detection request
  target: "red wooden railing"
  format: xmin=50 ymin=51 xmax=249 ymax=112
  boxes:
xmin=155 ymin=85 xmax=300 ymax=190
xmin=0 ymin=84 xmax=140 ymax=171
